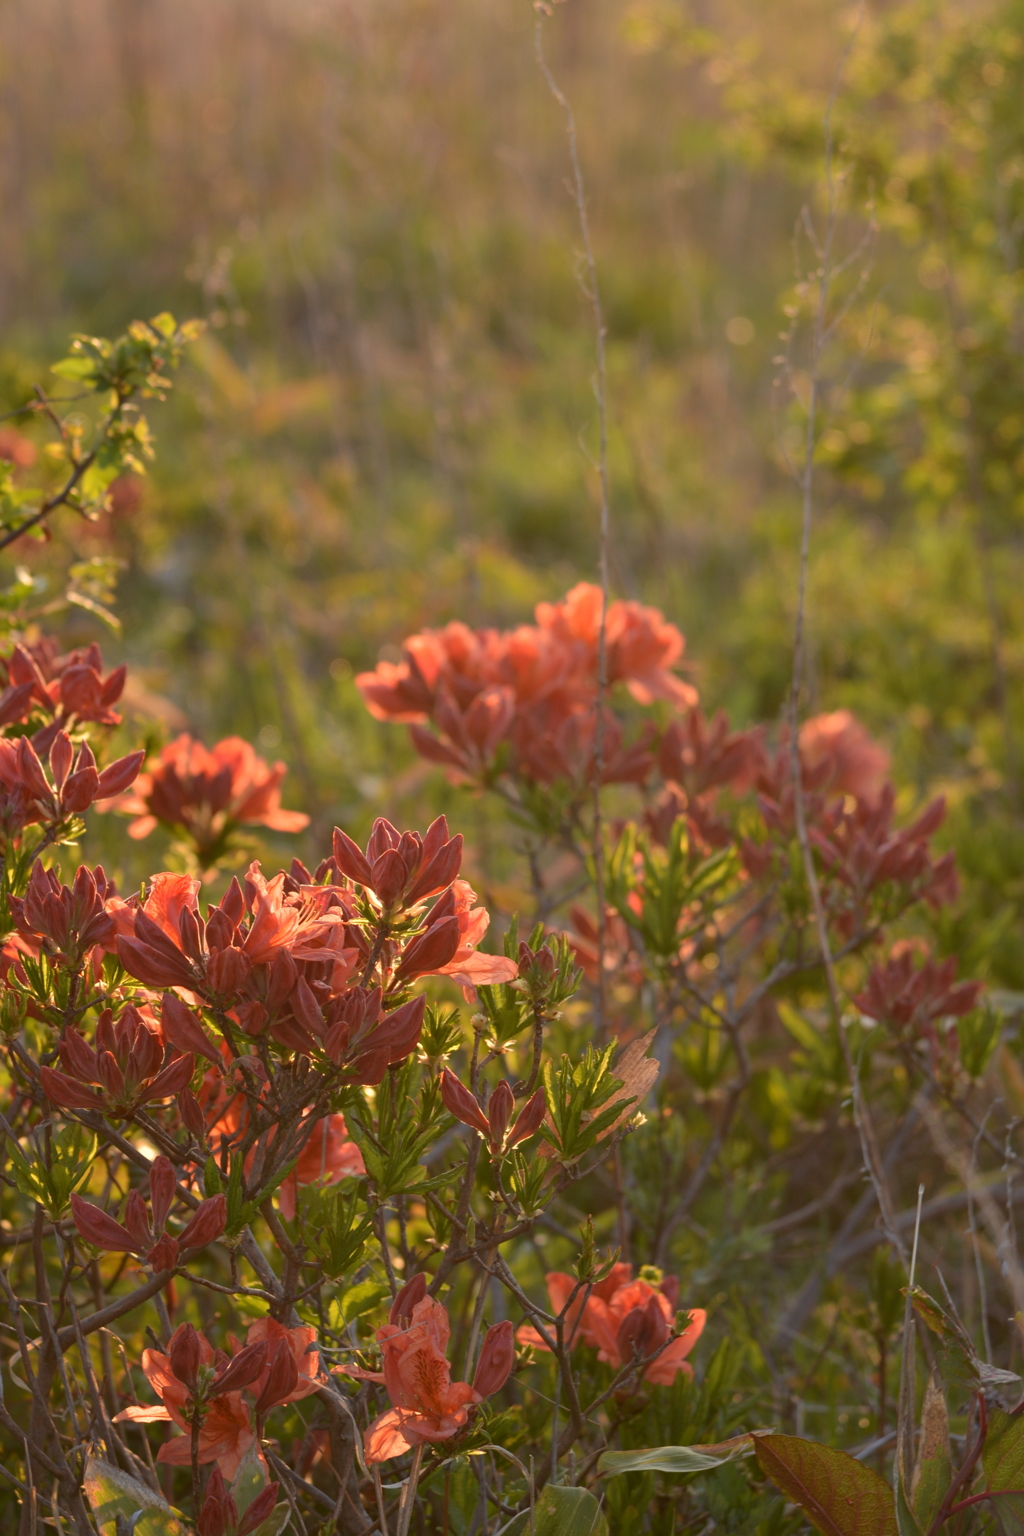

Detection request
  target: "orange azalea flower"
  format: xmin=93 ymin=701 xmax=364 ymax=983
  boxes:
xmin=106 ymin=733 xmax=308 ymax=864
xmin=113 ymin=1324 xmax=257 ymax=1480
xmin=358 ymin=1294 xmax=514 ymax=1464
xmin=517 ymin=1266 xmax=705 ymax=1386
xmin=415 ymin=879 xmax=518 ymax=993
xmin=276 ymin=1113 xmax=366 ymax=1221
xmin=356 ymin=582 xmax=697 ymax=789
xmin=536 ymin=582 xmax=698 ymax=710
xmin=799 ymin=710 xmax=890 ymax=805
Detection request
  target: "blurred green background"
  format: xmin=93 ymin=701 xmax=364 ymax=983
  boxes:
xmin=2 ymin=0 xmax=1023 ymax=980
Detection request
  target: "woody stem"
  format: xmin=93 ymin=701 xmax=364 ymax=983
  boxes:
xmin=189 ymin=1403 xmax=202 ymax=1513
xmin=395 ymin=1444 xmax=423 ymax=1536
xmin=372 ymin=1464 xmax=391 ymax=1536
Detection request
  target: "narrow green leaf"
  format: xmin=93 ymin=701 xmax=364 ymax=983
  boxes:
xmin=754 ymin=1434 xmax=898 ymax=1536
xmin=895 ymin=1467 xmax=925 ymax=1536
xmin=911 ymin=1375 xmax=951 ymax=1532
xmin=599 ymin=1435 xmax=756 ymax=1477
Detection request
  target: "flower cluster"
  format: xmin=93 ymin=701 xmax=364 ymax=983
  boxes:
xmin=105 ymin=732 xmax=309 ymax=866
xmin=518 ymin=1264 xmax=706 ymax=1385
xmin=0 ymin=638 xmax=128 ymax=748
xmin=0 ymin=731 xmax=141 ymax=846
xmin=339 ymin=1275 xmax=516 ymax=1463
xmin=357 ymin=581 xmax=695 ymax=786
xmin=113 ymin=1317 xmax=317 ymax=1477
xmin=854 ymin=943 xmax=983 ymax=1077
xmin=70 ymin=1153 xmax=226 ymax=1269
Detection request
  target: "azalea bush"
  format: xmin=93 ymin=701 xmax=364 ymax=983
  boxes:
xmin=2 ymin=312 xmax=1024 ymax=1536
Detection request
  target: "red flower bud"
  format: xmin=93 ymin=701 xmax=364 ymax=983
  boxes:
xmin=389 ymin=1271 xmax=428 ymax=1327
xmin=101 ymin=664 xmax=127 ymax=706
xmin=161 ymin=995 xmax=220 ymax=1066
xmin=146 ymin=1235 xmax=180 ymax=1272
xmin=49 ymin=732 xmax=74 ymax=791
xmin=143 ymin=1053 xmax=195 ymax=1104
xmin=292 ymin=977 xmax=325 ymax=1037
xmin=332 ymin=826 xmax=373 ymax=887
xmin=123 ymin=1189 xmax=153 ymax=1251
xmin=236 ymin=1483 xmax=280 ymax=1536
xmin=487 ymin=1080 xmax=515 ymax=1151
xmin=117 ymin=936 xmax=195 ymax=990
xmin=255 ymin=1337 xmax=299 ymax=1415
xmin=660 ymin=1275 xmax=680 ymax=1311
xmin=70 ymin=1194 xmax=137 ymax=1252
xmin=96 ymin=750 xmax=145 ymax=799
xmin=616 ymin=1295 xmax=668 ymax=1365
xmin=355 ymin=993 xmax=426 ymax=1069
xmin=197 ymin=1465 xmax=237 ymax=1536
xmin=61 ymin=765 xmax=101 ymax=814
xmin=177 ymin=1086 xmax=208 ymax=1144
xmin=96 ymin=1049 xmax=125 ymax=1099
xmin=404 ymin=832 xmax=463 ymax=905
xmin=367 ymin=817 xmax=401 ymax=863
xmin=41 ymin=1065 xmax=103 ymax=1112
xmin=177 ymin=1193 xmax=227 ymax=1253
xmin=168 ymin=1323 xmax=202 ymax=1393
xmin=149 ymin=1155 xmax=177 ymax=1235
xmin=507 ymin=1087 xmax=547 ymax=1148
xmin=393 ymin=916 xmax=461 ymax=982
xmin=439 ymin=1068 xmax=490 ymax=1138
xmin=472 ymin=1320 xmax=515 ymax=1398
xmin=17 ymin=736 xmax=50 ymax=803
xmin=205 ymin=946 xmax=252 ymax=996
xmin=370 ymin=848 xmax=408 ymax=908
xmin=209 ymin=1340 xmax=269 ymax=1398
xmin=58 ymin=1028 xmax=98 ymax=1082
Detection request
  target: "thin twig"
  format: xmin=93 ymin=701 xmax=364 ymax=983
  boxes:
xmin=535 ymin=9 xmax=611 ymax=1040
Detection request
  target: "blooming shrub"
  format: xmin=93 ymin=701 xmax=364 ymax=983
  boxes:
xmin=0 ymin=319 xmax=1017 ymax=1536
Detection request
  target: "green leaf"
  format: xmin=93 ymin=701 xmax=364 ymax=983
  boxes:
xmin=230 ymin=1450 xmax=268 ymax=1516
xmin=599 ymin=1434 xmax=756 ymax=1477
xmin=956 ymin=1003 xmax=1003 ymax=1078
xmin=982 ymin=1410 xmax=1024 ymax=1534
xmin=248 ymin=1509 xmax=290 ymax=1536
xmin=51 ymin=355 xmax=99 ymax=381
xmin=83 ymin=1458 xmax=185 ymax=1536
xmin=338 ymin=1278 xmax=389 ymax=1324
xmin=907 ymin=1286 xmax=980 ymax=1398
xmin=753 ymin=1435 xmax=898 ymax=1536
xmin=911 ymin=1375 xmax=950 ymax=1532
xmin=895 ymin=1467 xmax=925 ymax=1536
xmin=498 ymin=1484 xmax=608 ymax=1536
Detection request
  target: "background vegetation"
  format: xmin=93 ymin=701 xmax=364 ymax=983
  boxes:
xmin=4 ymin=2 xmax=1024 ymax=1531
xmin=6 ymin=0 xmax=1019 ymax=965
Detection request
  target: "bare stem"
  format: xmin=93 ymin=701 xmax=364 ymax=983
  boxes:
xmin=535 ymin=11 xmax=611 ymax=1040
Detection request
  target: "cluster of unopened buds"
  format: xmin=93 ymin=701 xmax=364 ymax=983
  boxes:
xmin=439 ymin=1070 xmax=547 ymax=1155
xmin=854 ymin=942 xmax=982 ymax=1077
xmin=0 ymin=730 xmax=142 ymax=844
xmin=70 ymin=1154 xmax=226 ymax=1270
xmin=0 ymin=638 xmax=127 ymax=747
